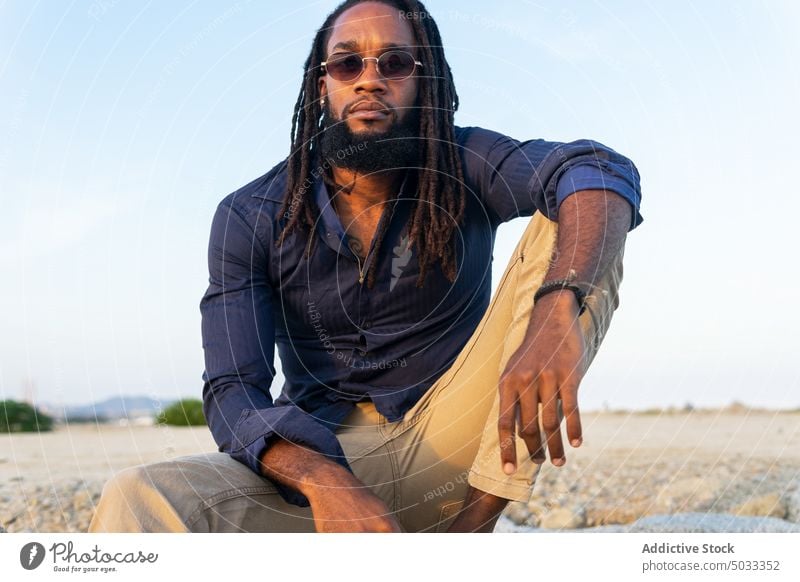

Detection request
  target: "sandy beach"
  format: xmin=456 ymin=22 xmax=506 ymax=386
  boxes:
xmin=2 ymin=410 xmax=799 ymax=532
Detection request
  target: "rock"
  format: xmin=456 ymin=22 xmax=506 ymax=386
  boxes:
xmin=523 ymin=514 xmax=541 ymax=528
xmin=586 ymin=500 xmax=654 ymax=526
xmin=577 ymin=524 xmax=631 ymax=532
xmin=494 ymin=516 xmax=626 ymax=533
xmin=494 ymin=515 xmax=544 ymax=533
xmin=656 ymin=477 xmax=722 ymax=512
xmin=492 ymin=518 xmax=515 ymax=532
xmin=525 ymin=500 xmax=548 ymax=518
xmin=495 ymin=511 xmax=800 ymax=534
xmin=540 ymin=507 xmax=586 ymax=529
xmin=504 ymin=502 xmax=531 ymax=526
xmin=628 ymin=513 xmax=800 ymax=533
xmin=733 ymin=493 xmax=786 ymax=518
xmin=786 ymin=488 xmax=800 ymax=523
xmin=71 ymin=489 xmax=95 ymax=511
xmin=525 ymin=499 xmax=550 ymax=527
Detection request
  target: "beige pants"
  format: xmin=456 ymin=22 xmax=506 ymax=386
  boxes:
xmin=89 ymin=212 xmax=624 ymax=533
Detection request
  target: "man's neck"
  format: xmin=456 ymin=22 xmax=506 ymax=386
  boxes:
xmin=327 ymin=167 xmax=406 ymax=260
xmin=329 ymin=167 xmax=405 ymax=206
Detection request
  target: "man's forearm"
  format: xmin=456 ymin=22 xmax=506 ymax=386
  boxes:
xmin=258 ymin=439 xmax=359 ymax=502
xmin=543 ymin=189 xmax=630 ymax=292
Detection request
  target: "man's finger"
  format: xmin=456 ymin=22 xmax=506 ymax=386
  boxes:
xmin=497 ymin=378 xmax=518 ymax=474
xmin=538 ymin=373 xmax=565 ymax=465
xmin=560 ymin=379 xmax=582 ymax=447
xmin=516 ymin=374 xmax=545 ymax=463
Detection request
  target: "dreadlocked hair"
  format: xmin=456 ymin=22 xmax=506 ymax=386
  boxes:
xmin=275 ymin=0 xmax=466 ymax=289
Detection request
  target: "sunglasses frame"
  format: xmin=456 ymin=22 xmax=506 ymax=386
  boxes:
xmin=320 ymin=49 xmax=424 ymax=82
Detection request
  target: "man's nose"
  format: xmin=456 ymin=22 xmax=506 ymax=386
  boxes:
xmin=354 ymin=58 xmax=387 ymax=92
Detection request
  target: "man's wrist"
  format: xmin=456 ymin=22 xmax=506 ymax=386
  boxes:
xmin=448 ymin=486 xmax=509 ymax=532
xmin=533 ymin=287 xmax=582 ymax=314
xmin=259 ymin=439 xmax=354 ymax=502
xmin=297 ymin=457 xmax=357 ymax=501
xmin=534 ymin=279 xmax=587 ymax=314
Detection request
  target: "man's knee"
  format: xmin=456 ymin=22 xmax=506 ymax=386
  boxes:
xmin=89 ymin=464 xmax=189 ymax=533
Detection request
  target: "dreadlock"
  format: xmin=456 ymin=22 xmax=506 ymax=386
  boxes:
xmin=276 ymin=0 xmax=466 ymax=289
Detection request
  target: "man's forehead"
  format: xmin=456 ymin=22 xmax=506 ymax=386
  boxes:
xmin=330 ymin=39 xmax=412 ymax=52
xmin=326 ymin=2 xmax=416 ymax=53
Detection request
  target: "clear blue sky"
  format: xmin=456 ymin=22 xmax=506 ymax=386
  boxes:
xmin=1 ymin=0 xmax=798 ymax=410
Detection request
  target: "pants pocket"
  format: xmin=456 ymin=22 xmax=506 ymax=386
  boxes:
xmin=435 ymin=500 xmax=465 ymax=533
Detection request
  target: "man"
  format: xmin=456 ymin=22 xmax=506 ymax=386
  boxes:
xmin=90 ymin=0 xmax=641 ymax=533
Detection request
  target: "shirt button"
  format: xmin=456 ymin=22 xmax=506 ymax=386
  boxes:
xmin=358 ymin=333 xmax=367 ymax=354
xmin=362 ymin=320 xmax=372 ymax=330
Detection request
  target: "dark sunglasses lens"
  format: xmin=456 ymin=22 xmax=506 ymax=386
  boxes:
xmin=379 ymin=51 xmax=415 ymax=79
xmin=327 ymin=53 xmax=363 ymax=81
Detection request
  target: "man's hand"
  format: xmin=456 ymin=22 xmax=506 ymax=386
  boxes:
xmin=497 ymin=290 xmax=586 ymax=473
xmin=301 ymin=462 xmax=402 ymax=532
xmin=260 ymin=439 xmax=401 ymax=532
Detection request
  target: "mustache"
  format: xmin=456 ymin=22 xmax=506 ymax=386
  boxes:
xmin=341 ymin=99 xmax=393 ymax=117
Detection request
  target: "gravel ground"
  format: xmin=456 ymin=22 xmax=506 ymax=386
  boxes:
xmin=2 ymin=411 xmax=799 ymax=533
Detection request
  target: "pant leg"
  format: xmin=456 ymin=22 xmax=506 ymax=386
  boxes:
xmin=89 ymin=403 xmax=395 ymax=533
xmin=88 ymin=452 xmax=316 ymax=533
xmin=385 ymin=211 xmax=625 ymax=531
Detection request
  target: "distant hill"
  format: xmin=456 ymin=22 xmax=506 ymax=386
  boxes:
xmin=40 ymin=396 xmax=178 ymax=422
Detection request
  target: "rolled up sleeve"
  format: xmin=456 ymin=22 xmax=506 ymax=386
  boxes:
xmin=457 ymin=126 xmax=643 ymax=229
xmin=200 ymin=197 xmax=349 ymax=507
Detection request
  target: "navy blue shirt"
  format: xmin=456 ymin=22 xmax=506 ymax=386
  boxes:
xmin=200 ymin=126 xmax=643 ymax=506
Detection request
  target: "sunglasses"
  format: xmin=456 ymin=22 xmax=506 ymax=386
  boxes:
xmin=321 ymin=50 xmax=423 ymax=82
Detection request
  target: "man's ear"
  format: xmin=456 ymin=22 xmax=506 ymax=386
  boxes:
xmin=318 ymin=77 xmax=327 ymax=104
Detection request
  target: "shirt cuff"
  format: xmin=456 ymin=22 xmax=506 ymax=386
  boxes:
xmin=555 ymin=164 xmax=644 ymax=230
xmin=228 ymin=405 xmax=351 ymax=507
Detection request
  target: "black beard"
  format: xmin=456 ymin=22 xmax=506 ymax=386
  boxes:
xmin=318 ymin=105 xmax=421 ymax=174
